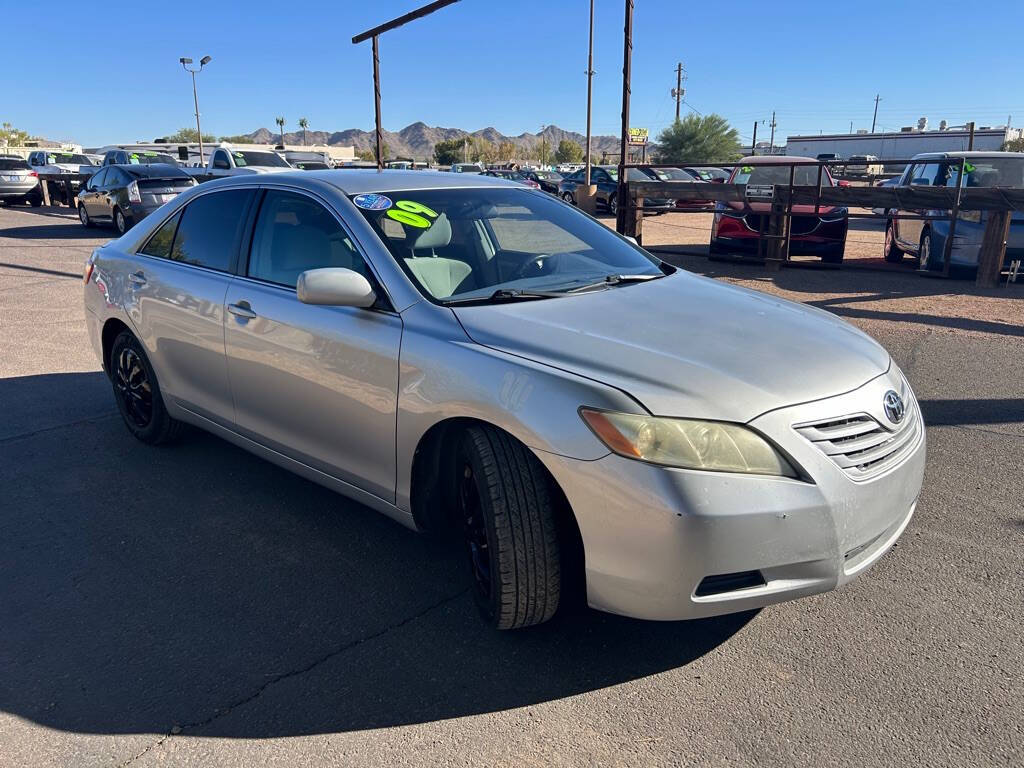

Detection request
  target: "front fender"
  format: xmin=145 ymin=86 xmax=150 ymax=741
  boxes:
xmin=394 ymin=301 xmax=644 ymax=513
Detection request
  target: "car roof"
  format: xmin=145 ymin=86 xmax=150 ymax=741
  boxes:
xmin=737 ymin=155 xmax=816 ymax=164
xmin=109 ymin=163 xmax=191 ymax=178
xmin=314 ymin=169 xmax=522 ymax=194
xmin=910 ymin=151 xmax=1021 ymax=160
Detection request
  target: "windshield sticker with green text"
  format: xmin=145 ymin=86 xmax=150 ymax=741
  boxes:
xmin=386 ymin=200 xmax=438 ymax=228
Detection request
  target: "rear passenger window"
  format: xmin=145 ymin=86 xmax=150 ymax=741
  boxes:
xmin=169 ymin=190 xmax=253 ymax=271
xmin=248 ymin=190 xmax=370 ymax=288
xmin=140 ymin=212 xmax=181 ymax=259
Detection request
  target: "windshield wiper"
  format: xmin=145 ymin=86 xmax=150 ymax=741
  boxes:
xmin=443 ymin=288 xmax=565 ymax=306
xmin=566 ymin=273 xmax=664 ymax=293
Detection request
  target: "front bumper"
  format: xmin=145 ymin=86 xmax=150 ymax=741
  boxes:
xmin=541 ymin=368 xmax=925 ymax=621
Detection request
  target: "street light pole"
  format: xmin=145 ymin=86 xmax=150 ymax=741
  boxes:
xmin=180 ymin=55 xmax=212 ymax=165
xmin=584 ymin=0 xmax=594 ymax=186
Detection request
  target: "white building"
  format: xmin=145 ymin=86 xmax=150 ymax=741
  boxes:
xmin=785 ymin=125 xmax=1022 ymax=162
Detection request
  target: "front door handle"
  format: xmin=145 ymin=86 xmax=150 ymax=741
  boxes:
xmin=128 ymin=271 xmax=147 ymax=286
xmin=227 ymin=301 xmax=257 ymax=319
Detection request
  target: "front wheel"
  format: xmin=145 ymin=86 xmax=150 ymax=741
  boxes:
xmin=457 ymin=425 xmax=561 ymax=630
xmin=608 ymin=194 xmax=618 ymax=215
xmin=561 ymin=191 xmax=575 ymax=205
xmin=78 ymin=204 xmax=94 ymax=228
xmin=883 ymin=222 xmax=902 ymax=262
xmin=918 ymin=230 xmax=933 ymax=271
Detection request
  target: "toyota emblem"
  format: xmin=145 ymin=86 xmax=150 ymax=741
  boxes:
xmin=883 ymin=390 xmax=905 ymax=424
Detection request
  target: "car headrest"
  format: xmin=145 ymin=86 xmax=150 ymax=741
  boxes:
xmin=412 ymin=212 xmax=452 ymax=251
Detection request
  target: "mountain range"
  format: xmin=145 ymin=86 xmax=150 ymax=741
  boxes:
xmin=241 ymin=122 xmax=622 ymax=160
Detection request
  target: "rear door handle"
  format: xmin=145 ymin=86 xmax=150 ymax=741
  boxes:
xmin=128 ymin=271 xmax=147 ymax=286
xmin=227 ymin=302 xmax=257 ymax=319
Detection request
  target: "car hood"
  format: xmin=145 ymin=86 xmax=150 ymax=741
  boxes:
xmin=453 ymin=271 xmax=889 ymax=423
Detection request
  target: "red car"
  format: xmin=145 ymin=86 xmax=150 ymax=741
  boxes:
xmin=709 ymin=156 xmax=849 ymax=263
xmin=482 ymin=169 xmax=541 ymax=189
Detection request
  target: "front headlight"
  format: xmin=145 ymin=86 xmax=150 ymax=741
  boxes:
xmin=819 ymin=206 xmax=848 ymax=222
xmin=580 ymin=409 xmax=797 ymax=477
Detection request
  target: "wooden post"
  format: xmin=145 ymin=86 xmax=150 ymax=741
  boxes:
xmin=976 ymin=210 xmax=1011 ymax=288
xmin=623 ymin=189 xmax=643 ymax=243
xmin=64 ymin=179 xmax=76 ymax=207
xmin=39 ymin=179 xmax=51 ymax=207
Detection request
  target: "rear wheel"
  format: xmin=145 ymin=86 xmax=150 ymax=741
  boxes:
xmin=562 ymin=191 xmax=575 ymax=205
xmin=456 ymin=425 xmax=561 ymax=630
xmin=109 ymin=331 xmax=183 ymax=445
xmin=114 ymin=207 xmax=129 ymax=235
xmin=883 ymin=222 xmax=902 ymax=262
xmin=608 ymin=194 xmax=618 ymax=215
xmin=29 ymin=193 xmax=42 ymax=208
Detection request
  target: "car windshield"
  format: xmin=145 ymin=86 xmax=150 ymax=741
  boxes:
xmin=535 ymin=171 xmax=561 ymax=181
xmin=0 ymin=158 xmax=29 ymax=170
xmin=603 ymin=167 xmax=657 ymax=182
xmin=946 ymin=157 xmax=1024 ymax=188
xmin=48 ymin=153 xmax=91 ymax=165
xmin=352 ymin=187 xmax=665 ymax=303
xmin=652 ymin=167 xmax=696 ymax=181
xmin=127 ymin=152 xmax=178 ymax=166
xmin=231 ymin=151 xmax=289 ymax=168
xmin=732 ymin=164 xmax=833 ymax=186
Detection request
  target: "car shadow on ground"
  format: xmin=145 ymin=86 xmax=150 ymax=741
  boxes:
xmin=0 ymin=222 xmax=109 ymax=241
xmin=0 ymin=371 xmax=754 ymax=738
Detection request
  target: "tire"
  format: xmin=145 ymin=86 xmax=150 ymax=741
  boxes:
xmin=29 ymin=193 xmax=42 ymax=208
xmin=608 ymin=194 xmax=618 ymax=216
xmin=918 ymin=230 xmax=933 ymax=271
xmin=561 ymin=191 xmax=575 ymax=205
xmin=114 ymin=207 xmax=129 ymax=235
xmin=78 ymin=204 xmax=94 ymax=228
xmin=883 ymin=222 xmax=902 ymax=262
xmin=456 ymin=425 xmax=561 ymax=630
xmin=109 ymin=331 xmax=184 ymax=445
xmin=821 ymin=246 xmax=845 ymax=264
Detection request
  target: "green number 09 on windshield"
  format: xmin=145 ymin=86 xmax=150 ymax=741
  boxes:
xmin=386 ymin=200 xmax=439 ymax=228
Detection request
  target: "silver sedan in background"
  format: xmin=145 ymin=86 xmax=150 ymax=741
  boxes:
xmin=83 ymin=171 xmax=925 ymax=630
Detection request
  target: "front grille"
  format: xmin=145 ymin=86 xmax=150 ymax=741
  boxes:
xmin=743 ymin=213 xmax=820 ymax=235
xmin=794 ymin=398 xmax=921 ymax=481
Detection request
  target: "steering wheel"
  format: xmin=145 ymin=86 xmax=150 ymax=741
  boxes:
xmin=511 ymin=253 xmax=555 ymax=280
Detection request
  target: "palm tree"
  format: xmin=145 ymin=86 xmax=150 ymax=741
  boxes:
xmin=298 ymin=117 xmax=309 ymax=146
xmin=274 ymin=116 xmax=286 ymax=148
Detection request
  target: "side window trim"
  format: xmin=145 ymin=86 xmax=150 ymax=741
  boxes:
xmin=240 ymin=184 xmax=395 ymax=312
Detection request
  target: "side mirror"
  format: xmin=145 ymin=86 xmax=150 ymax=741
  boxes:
xmin=296 ymin=267 xmax=376 ymax=308
xmin=624 ymin=235 xmax=638 ymax=246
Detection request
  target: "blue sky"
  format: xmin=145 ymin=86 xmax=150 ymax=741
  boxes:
xmin=6 ymin=0 xmax=1024 ymax=147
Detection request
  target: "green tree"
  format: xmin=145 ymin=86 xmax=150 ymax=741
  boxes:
xmin=433 ymin=138 xmax=465 ymax=165
xmin=1001 ymin=137 xmax=1024 ymax=152
xmin=165 ymin=127 xmax=216 ymax=143
xmin=298 ymin=117 xmax=309 ymax=146
xmin=554 ymin=139 xmax=584 ymax=164
xmin=274 ymin=116 xmax=286 ymax=147
xmin=498 ymin=141 xmax=516 ymax=163
xmin=219 ymin=134 xmax=253 ymax=143
xmin=655 ymin=114 xmax=741 ymax=163
xmin=1 ymin=122 xmax=31 ymax=146
xmin=356 ymin=148 xmax=375 ymax=162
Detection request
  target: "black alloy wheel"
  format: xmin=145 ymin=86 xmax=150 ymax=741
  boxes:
xmin=114 ymin=345 xmax=153 ymax=429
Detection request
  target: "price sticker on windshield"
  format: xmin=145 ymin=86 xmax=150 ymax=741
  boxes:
xmin=745 ymin=184 xmax=775 ymax=199
xmin=386 ymin=200 xmax=439 ymax=228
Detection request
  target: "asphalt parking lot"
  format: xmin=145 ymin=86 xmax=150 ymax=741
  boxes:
xmin=1 ymin=204 xmax=1021 ymax=768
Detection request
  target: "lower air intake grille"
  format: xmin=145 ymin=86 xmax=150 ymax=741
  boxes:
xmin=794 ymin=398 xmax=921 ymax=480
xmin=695 ymin=570 xmax=766 ymax=597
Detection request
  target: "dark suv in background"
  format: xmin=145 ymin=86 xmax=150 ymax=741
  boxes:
xmin=77 ymin=164 xmax=195 ymax=234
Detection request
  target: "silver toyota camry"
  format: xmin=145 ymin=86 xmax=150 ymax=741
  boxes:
xmin=83 ymin=170 xmax=925 ymax=630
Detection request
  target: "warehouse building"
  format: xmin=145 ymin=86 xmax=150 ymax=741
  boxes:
xmin=785 ymin=123 xmax=1022 ymax=162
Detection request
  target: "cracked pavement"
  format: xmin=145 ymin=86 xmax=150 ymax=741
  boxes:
xmin=1 ymin=205 xmax=1021 ymax=767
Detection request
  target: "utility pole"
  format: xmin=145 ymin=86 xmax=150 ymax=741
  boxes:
xmin=849 ymin=120 xmax=853 ymax=134
xmin=751 ymin=121 xmax=758 ymax=155
xmin=672 ymin=62 xmax=685 ymax=122
xmin=871 ymin=94 xmax=881 ymax=133
xmin=580 ymin=0 xmax=597 ymax=213
xmin=768 ymin=110 xmax=776 ymax=153
xmin=179 ymin=55 xmax=212 ymax=164
xmin=968 ymin=121 xmax=975 ymax=150
xmin=615 ymin=0 xmax=633 ymax=235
